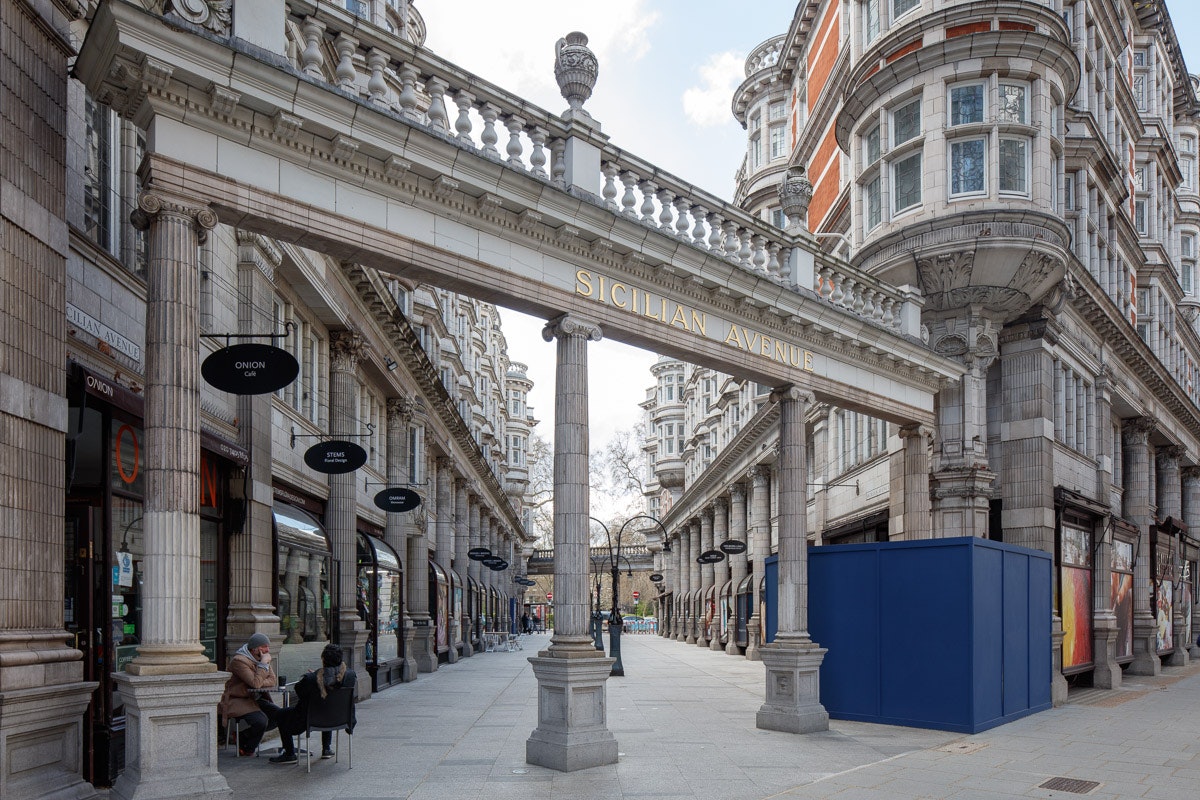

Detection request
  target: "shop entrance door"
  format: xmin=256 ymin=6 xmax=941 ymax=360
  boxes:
xmin=64 ymin=502 xmax=104 ymax=786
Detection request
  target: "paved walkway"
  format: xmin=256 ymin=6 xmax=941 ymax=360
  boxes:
xmin=217 ymin=632 xmax=1200 ymax=799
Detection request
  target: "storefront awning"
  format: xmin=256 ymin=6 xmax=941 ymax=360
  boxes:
xmin=358 ymin=532 xmax=401 ymax=572
xmin=274 ymin=503 xmax=330 ymax=554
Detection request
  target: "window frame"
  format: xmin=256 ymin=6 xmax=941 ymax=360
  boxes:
xmin=949 ymin=137 xmax=988 ymax=197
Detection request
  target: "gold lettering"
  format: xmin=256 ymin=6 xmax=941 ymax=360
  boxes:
xmin=725 ymin=324 xmax=743 ymax=347
xmin=804 ymin=351 xmax=814 ymax=371
xmin=576 ymin=270 xmax=594 ymax=298
xmin=775 ymin=340 xmax=787 ymax=363
xmin=610 ymin=282 xmax=628 ymax=309
xmin=660 ymin=298 xmax=668 ymax=322
xmin=630 ymin=287 xmax=639 ymax=311
xmin=691 ymin=310 xmax=707 ymax=336
xmin=760 ymin=335 xmax=772 ymax=357
xmin=670 ymin=304 xmax=689 ymax=330
xmin=789 ymin=345 xmax=802 ymax=368
xmin=643 ymin=293 xmax=662 ymax=321
xmin=744 ymin=329 xmax=760 ymax=352
xmin=598 ymin=275 xmax=607 ymax=302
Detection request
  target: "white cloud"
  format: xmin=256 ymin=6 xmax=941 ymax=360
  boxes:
xmin=682 ymin=51 xmax=744 ymax=127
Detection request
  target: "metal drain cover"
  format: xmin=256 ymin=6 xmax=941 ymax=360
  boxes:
xmin=936 ymin=741 xmax=989 ymax=755
xmin=1038 ymin=777 xmax=1101 ymax=794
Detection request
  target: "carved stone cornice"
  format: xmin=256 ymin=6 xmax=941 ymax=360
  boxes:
xmin=235 ymin=230 xmax=282 ymax=280
xmin=330 ymin=330 xmax=367 ymax=371
xmin=541 ymin=313 xmax=603 ymax=343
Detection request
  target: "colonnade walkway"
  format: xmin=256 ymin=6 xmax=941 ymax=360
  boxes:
xmin=217 ymin=632 xmax=1200 ymax=799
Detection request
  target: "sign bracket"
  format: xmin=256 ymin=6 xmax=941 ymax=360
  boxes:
xmin=201 ymin=320 xmax=295 ymax=348
xmin=291 ymin=423 xmax=375 ymax=449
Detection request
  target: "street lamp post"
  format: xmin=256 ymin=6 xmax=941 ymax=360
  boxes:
xmin=591 ymin=572 xmax=605 ymax=651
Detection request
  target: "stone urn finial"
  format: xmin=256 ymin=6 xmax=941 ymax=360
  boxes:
xmin=778 ymin=167 xmax=813 ymax=232
xmin=554 ymin=32 xmax=599 ymax=113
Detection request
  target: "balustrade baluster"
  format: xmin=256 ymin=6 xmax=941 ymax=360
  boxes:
xmin=505 ymin=115 xmax=526 ymax=167
xmin=691 ymin=206 xmax=708 ymax=247
xmin=639 ymin=181 xmax=658 ymax=224
xmin=620 ymin=172 xmax=639 ymax=217
xmin=425 ymin=77 xmax=449 ymax=131
xmin=673 ymin=197 xmax=691 ymax=240
xmin=830 ymin=273 xmax=845 ymax=305
xmin=656 ymin=188 xmax=675 ymax=232
xmin=882 ymin=297 xmax=896 ymax=328
xmin=818 ymin=267 xmax=833 ymax=299
xmin=738 ymin=229 xmax=753 ymax=266
xmin=334 ymin=34 xmax=358 ymax=89
xmin=722 ymin=220 xmax=739 ymax=259
xmin=767 ymin=242 xmax=782 ymax=280
xmin=778 ymin=246 xmax=793 ymax=287
xmin=453 ymin=91 xmax=475 ymax=145
xmin=707 ymin=214 xmax=724 ymax=251
xmin=551 ymin=140 xmax=566 ymax=187
xmin=396 ymin=62 xmax=419 ymax=117
xmin=530 ymin=128 xmax=549 ymax=178
xmin=601 ymin=163 xmax=619 ymax=209
xmin=752 ymin=234 xmax=768 ymax=274
xmin=480 ymin=104 xmax=501 ymax=159
xmin=301 ymin=18 xmax=326 ymax=78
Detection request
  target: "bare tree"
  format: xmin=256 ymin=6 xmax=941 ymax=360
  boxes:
xmin=525 ymin=432 xmax=554 ymax=548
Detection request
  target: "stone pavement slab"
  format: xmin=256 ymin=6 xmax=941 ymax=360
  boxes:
xmin=208 ymin=633 xmax=1200 ymax=799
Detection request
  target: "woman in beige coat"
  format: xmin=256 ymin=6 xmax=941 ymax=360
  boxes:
xmin=218 ymin=633 xmax=280 ymax=756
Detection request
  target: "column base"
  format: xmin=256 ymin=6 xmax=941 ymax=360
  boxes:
xmin=709 ymin=635 xmax=723 ymax=652
xmin=110 ymin=671 xmax=231 ymax=800
xmin=1167 ymin=630 xmax=1190 ymax=667
xmin=1125 ymin=620 xmax=1162 ymax=676
xmin=525 ymin=654 xmax=618 ymax=772
xmin=1090 ymin=616 xmax=1121 ymax=690
xmin=724 ymin=640 xmax=743 ymax=656
xmin=756 ymin=639 xmax=829 ymax=734
xmin=745 ymin=619 xmax=762 ymax=661
xmin=684 ymin=614 xmax=696 ymax=645
xmin=413 ymin=625 xmax=438 ymax=673
xmin=400 ymin=628 xmax=419 ymax=682
xmin=0 ymin=676 xmax=99 ymax=800
xmin=338 ymin=623 xmax=371 ymax=700
xmin=1050 ymin=616 xmax=1068 ymax=707
xmin=461 ymin=619 xmax=474 ymax=658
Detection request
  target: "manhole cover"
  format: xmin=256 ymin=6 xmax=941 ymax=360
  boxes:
xmin=936 ymin=741 xmax=989 ymax=755
xmin=1038 ymin=777 xmax=1101 ymax=794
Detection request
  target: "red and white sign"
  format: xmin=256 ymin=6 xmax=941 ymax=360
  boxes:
xmin=632 ymin=590 xmax=640 ymax=600
xmin=546 ymin=592 xmax=553 ymax=601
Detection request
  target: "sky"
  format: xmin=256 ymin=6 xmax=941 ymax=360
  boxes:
xmin=418 ymin=0 xmax=1200 ymax=454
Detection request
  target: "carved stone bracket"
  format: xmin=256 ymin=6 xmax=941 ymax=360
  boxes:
xmin=166 ymin=0 xmax=233 ymax=36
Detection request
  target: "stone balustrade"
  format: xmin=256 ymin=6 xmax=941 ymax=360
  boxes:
xmin=284 ymin=1 xmax=920 ymax=339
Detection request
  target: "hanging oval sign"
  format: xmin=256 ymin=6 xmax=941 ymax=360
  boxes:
xmin=493 ymin=559 xmax=510 ymax=571
xmin=202 ymin=343 xmax=299 ymax=395
xmin=303 ymin=440 xmax=367 ymax=474
xmin=481 ymin=556 xmax=504 ymax=567
xmin=700 ymin=549 xmax=726 ymax=563
xmin=649 ymin=573 xmax=664 ymax=583
xmin=468 ymin=547 xmax=492 ymax=561
xmin=373 ymin=487 xmax=421 ymax=513
xmin=719 ymin=539 xmax=748 ymax=555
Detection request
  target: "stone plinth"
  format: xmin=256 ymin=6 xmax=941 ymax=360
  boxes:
xmin=412 ymin=623 xmax=438 ymax=673
xmin=0 ymin=677 xmax=98 ymax=800
xmin=745 ymin=618 xmax=762 ymax=661
xmin=526 ymin=654 xmax=618 ymax=772
xmin=1090 ymin=613 xmax=1122 ymax=690
xmin=1126 ymin=619 xmax=1162 ymax=676
xmin=109 ymin=671 xmax=231 ymax=800
xmin=756 ymin=642 xmax=829 ymax=734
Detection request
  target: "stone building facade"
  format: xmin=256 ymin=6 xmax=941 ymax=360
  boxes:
xmin=643 ymin=0 xmax=1200 ymax=706
xmin=6 ymin=0 xmax=537 ymax=795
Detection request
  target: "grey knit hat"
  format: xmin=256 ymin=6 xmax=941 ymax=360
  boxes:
xmin=247 ymin=633 xmax=270 ymax=650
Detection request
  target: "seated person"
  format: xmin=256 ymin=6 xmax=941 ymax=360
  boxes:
xmin=269 ymin=643 xmax=357 ymax=764
xmin=218 ymin=633 xmax=281 ymax=756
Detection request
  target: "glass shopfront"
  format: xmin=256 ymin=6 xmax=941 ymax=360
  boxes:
xmin=1112 ymin=538 xmax=1135 ymax=662
xmin=1155 ymin=531 xmax=1178 ymax=655
xmin=1059 ymin=523 xmax=1093 ymax=673
xmin=65 ymin=364 xmax=235 ymax=788
xmin=356 ymin=532 xmax=403 ymax=690
xmin=274 ymin=501 xmax=333 ymax=682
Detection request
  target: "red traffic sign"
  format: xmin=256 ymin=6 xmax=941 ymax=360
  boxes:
xmin=546 ymin=592 xmax=553 ymax=601
xmin=632 ymin=590 xmax=640 ymax=599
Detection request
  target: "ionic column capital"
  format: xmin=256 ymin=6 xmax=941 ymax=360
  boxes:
xmin=770 ymin=384 xmax=815 ymax=407
xmin=542 ymin=313 xmax=603 ymax=343
xmin=130 ymin=190 xmax=218 ymax=243
xmin=899 ymin=423 xmax=934 ymax=443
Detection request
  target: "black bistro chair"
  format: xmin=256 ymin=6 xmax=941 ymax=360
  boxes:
xmin=304 ymin=685 xmax=355 ymax=772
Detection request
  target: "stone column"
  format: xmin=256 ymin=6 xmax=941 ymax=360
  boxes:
xmin=385 ymin=398 xmax=419 ymax=681
xmin=329 ymin=331 xmax=370 ymax=682
xmin=674 ymin=530 xmax=687 ymax=642
xmin=1124 ymin=418 xmax=1160 ymax=675
xmin=1159 ymin=447 xmax=1189 ymax=666
xmin=1184 ymin=467 xmax=1200 ymax=660
xmin=1090 ymin=368 xmax=1121 ymax=688
xmin=527 ymin=314 xmax=617 ymax=772
xmin=485 ymin=515 xmax=497 ymax=630
xmin=898 ymin=424 xmax=933 ymax=541
xmin=685 ymin=520 xmax=700 ymax=644
xmin=225 ymin=233 xmax=283 ymax=661
xmin=712 ymin=497 xmax=730 ymax=651
xmin=456 ymin=490 xmax=473 ymax=657
xmin=727 ymin=484 xmax=749 ymax=655
xmin=746 ymin=466 xmax=771 ymax=661
xmin=757 ymin=387 xmax=828 ymax=734
xmin=697 ymin=509 xmax=715 ymax=647
xmin=113 ymin=191 xmax=230 ymax=800
xmin=468 ymin=499 xmax=482 ymax=647
xmin=406 ymin=417 xmax=436 ymax=671
xmin=434 ymin=463 xmax=458 ymax=663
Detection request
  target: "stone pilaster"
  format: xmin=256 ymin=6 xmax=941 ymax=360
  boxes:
xmin=433 ymin=462 xmax=457 ymax=662
xmin=1185 ymin=467 xmax=1200 ymax=660
xmin=408 ymin=510 xmax=436 ymax=673
xmin=1159 ymin=447 xmax=1189 ymax=666
xmin=225 ymin=232 xmax=283 ymax=660
xmin=711 ymin=497 xmax=730 ymax=651
xmin=757 ymin=386 xmax=828 ymax=734
xmin=1124 ymin=417 xmax=1161 ymax=675
xmin=898 ymin=424 xmax=933 ymax=541
xmin=685 ymin=520 xmax=700 ymax=644
xmin=674 ymin=529 xmax=688 ymax=642
xmin=727 ymin=484 xmax=748 ymax=655
xmin=746 ymin=465 xmax=771 ymax=661
xmin=386 ymin=397 xmax=419 ymax=681
xmin=527 ymin=313 xmax=617 ymax=772
xmin=456 ymin=490 xmax=473 ymax=657
xmin=329 ymin=331 xmax=370 ymax=684
xmin=113 ymin=190 xmax=229 ymax=800
xmin=468 ymin=499 xmax=482 ymax=644
xmin=1089 ymin=370 xmax=1120 ymax=688
xmin=697 ymin=508 xmax=714 ymax=647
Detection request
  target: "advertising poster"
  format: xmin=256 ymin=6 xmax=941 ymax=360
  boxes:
xmin=1156 ymin=540 xmax=1175 ymax=654
xmin=1112 ymin=540 xmax=1134 ymax=661
xmin=436 ymin=582 xmax=449 ymax=651
xmin=1060 ymin=526 xmax=1093 ymax=670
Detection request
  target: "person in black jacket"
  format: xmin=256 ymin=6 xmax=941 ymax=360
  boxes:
xmin=269 ymin=643 xmax=357 ymax=764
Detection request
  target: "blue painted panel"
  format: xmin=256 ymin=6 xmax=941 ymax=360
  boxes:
xmin=806 ymin=537 xmax=1052 ymax=733
xmin=764 ymin=555 xmax=777 ymax=643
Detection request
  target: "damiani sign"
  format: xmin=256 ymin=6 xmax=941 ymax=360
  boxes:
xmin=574 ymin=270 xmax=816 ymax=372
